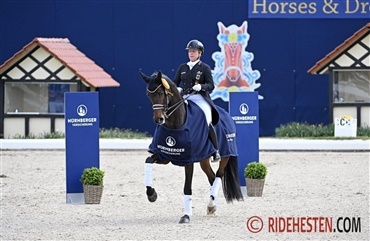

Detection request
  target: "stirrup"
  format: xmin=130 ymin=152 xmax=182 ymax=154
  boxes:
xmin=212 ymin=150 xmax=221 ymax=162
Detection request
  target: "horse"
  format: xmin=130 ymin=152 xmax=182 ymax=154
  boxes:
xmin=139 ymin=71 xmax=243 ymax=224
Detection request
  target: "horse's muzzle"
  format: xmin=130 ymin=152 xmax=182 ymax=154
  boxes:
xmin=154 ymin=115 xmax=165 ymax=125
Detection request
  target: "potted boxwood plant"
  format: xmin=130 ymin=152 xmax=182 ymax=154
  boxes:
xmin=244 ymin=162 xmax=267 ymax=197
xmin=80 ymin=167 xmax=105 ymax=204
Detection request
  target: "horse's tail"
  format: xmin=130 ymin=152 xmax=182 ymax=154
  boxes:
xmin=222 ymin=156 xmax=244 ymax=203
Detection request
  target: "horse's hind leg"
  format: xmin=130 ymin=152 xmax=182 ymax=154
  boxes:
xmin=200 ymin=158 xmax=215 ymax=186
xmin=199 ymin=158 xmax=219 ymax=215
xmin=207 ymin=157 xmax=229 ymax=215
xmin=207 ymin=177 xmax=221 ymax=215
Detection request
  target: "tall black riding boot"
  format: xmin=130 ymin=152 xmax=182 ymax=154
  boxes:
xmin=209 ymin=124 xmax=221 ymax=162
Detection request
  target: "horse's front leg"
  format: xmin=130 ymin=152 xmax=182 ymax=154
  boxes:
xmin=179 ymin=163 xmax=194 ymax=224
xmin=144 ymin=155 xmax=169 ymax=202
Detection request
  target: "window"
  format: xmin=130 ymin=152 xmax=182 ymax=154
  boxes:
xmin=4 ymin=82 xmax=77 ymax=114
xmin=333 ymin=71 xmax=370 ymax=103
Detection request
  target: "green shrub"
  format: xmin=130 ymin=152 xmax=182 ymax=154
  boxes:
xmin=275 ymin=122 xmax=370 ymax=138
xmin=43 ymin=131 xmax=65 ymax=139
xmin=11 ymin=128 xmax=150 ymax=139
xmin=11 ymin=132 xmax=65 ymax=139
xmin=99 ymin=128 xmax=150 ymax=139
xmin=275 ymin=122 xmax=334 ymax=137
xmin=244 ymin=162 xmax=267 ymax=179
xmin=357 ymin=125 xmax=370 ymax=137
xmin=80 ymin=167 xmax=105 ymax=186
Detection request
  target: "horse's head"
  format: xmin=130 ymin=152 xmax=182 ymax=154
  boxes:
xmin=139 ymin=71 xmax=181 ymax=126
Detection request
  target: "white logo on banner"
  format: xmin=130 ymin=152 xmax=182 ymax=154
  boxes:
xmin=239 ymin=103 xmax=249 ymax=115
xmin=77 ymin=105 xmax=87 ymax=117
xmin=67 ymin=104 xmax=96 ymax=127
xmin=232 ymin=102 xmax=257 ymax=124
xmin=166 ymin=136 xmax=176 ymax=147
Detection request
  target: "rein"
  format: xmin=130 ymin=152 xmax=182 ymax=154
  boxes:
xmin=147 ymin=84 xmax=195 ymax=118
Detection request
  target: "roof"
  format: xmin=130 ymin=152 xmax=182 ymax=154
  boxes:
xmin=0 ymin=37 xmax=120 ymax=88
xmin=308 ymin=22 xmax=370 ymax=74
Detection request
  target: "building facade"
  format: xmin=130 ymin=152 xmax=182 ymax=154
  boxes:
xmin=0 ymin=38 xmax=119 ymax=138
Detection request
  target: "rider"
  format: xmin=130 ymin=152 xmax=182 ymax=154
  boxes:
xmin=173 ymin=39 xmax=221 ymax=162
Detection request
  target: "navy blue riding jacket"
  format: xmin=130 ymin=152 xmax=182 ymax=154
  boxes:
xmin=173 ymin=60 xmax=219 ymax=125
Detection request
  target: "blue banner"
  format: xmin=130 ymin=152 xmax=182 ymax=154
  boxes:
xmin=65 ymin=92 xmax=100 ymax=203
xmin=229 ymin=92 xmax=259 ymax=187
xmin=248 ymin=0 xmax=370 ymax=18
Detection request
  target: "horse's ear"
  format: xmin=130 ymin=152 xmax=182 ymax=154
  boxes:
xmin=156 ymin=71 xmax=162 ymax=82
xmin=139 ymin=71 xmax=150 ymax=83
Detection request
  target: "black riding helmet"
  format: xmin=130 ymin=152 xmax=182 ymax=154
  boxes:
xmin=185 ymin=39 xmax=204 ymax=55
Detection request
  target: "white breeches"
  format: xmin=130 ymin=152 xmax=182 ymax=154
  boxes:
xmin=185 ymin=94 xmax=212 ymax=125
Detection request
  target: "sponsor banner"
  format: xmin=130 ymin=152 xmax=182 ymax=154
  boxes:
xmin=248 ymin=0 xmax=370 ymax=18
xmin=65 ymin=92 xmax=100 ymax=203
xmin=229 ymin=92 xmax=259 ymax=187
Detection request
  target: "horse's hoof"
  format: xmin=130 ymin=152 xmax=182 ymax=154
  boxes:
xmin=179 ymin=215 xmax=190 ymax=224
xmin=147 ymin=188 xmax=157 ymax=202
xmin=207 ymin=198 xmax=216 ymax=215
xmin=207 ymin=205 xmax=216 ymax=215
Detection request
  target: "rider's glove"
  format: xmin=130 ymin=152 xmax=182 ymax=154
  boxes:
xmin=192 ymin=84 xmax=201 ymax=92
xmin=177 ymin=87 xmax=183 ymax=95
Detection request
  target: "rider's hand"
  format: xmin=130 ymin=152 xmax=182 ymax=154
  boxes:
xmin=177 ymin=87 xmax=183 ymax=95
xmin=192 ymin=84 xmax=201 ymax=92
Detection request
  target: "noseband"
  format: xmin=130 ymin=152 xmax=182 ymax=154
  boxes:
xmin=147 ymin=84 xmax=172 ymax=115
xmin=147 ymin=83 xmax=191 ymax=118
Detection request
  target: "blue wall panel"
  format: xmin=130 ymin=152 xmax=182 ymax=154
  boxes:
xmin=1 ymin=1 xmax=56 ymax=60
xmin=1 ymin=0 xmax=368 ymax=136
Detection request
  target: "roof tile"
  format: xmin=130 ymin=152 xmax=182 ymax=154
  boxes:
xmin=0 ymin=37 xmax=120 ymax=88
xmin=308 ymin=22 xmax=370 ymax=74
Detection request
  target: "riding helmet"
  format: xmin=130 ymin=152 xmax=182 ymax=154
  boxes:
xmin=185 ymin=39 xmax=204 ymax=54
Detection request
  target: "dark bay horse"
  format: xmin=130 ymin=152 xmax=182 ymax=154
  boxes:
xmin=139 ymin=71 xmax=243 ymax=224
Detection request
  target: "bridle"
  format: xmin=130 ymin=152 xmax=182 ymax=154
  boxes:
xmin=146 ymin=83 xmax=194 ymax=119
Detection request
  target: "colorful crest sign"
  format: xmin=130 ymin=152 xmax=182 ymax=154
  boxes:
xmin=211 ymin=21 xmax=262 ymax=101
